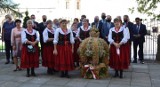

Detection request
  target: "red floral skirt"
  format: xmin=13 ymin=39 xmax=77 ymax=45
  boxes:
xmin=20 ymin=45 xmax=39 ymax=68
xmin=54 ymin=45 xmax=74 ymax=71
xmin=109 ymin=43 xmax=130 ymax=70
xmin=42 ymin=45 xmax=55 ymax=68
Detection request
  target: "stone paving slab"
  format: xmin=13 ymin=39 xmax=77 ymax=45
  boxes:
xmin=0 ymin=57 xmax=160 ymax=87
xmin=0 ymin=81 xmax=21 ymax=87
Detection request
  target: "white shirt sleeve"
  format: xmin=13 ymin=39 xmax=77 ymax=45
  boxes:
xmin=53 ymin=28 xmax=59 ymax=44
xmin=11 ymin=29 xmax=15 ymax=46
xmin=35 ymin=30 xmax=40 ymax=42
xmin=43 ymin=29 xmax=48 ymax=43
xmin=120 ymin=27 xmax=130 ymax=44
xmin=21 ymin=30 xmax=28 ymax=44
xmin=69 ymin=29 xmax=75 ymax=44
xmin=108 ymin=29 xmax=114 ymax=44
xmin=76 ymin=28 xmax=80 ymax=37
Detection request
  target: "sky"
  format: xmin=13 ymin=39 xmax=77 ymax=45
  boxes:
xmin=12 ymin=0 xmax=151 ymax=22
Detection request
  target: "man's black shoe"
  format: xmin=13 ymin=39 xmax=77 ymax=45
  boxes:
xmin=140 ymin=61 xmax=144 ymax=64
xmin=132 ymin=60 xmax=137 ymax=63
xmin=5 ymin=61 xmax=10 ymax=64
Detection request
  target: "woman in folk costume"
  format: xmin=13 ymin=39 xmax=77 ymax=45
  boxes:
xmin=21 ymin=20 xmax=40 ymax=77
xmin=42 ymin=20 xmax=55 ymax=75
xmin=53 ymin=19 xmax=75 ymax=78
xmin=11 ymin=19 xmax=23 ymax=71
xmin=76 ymin=18 xmax=91 ymax=42
xmin=71 ymin=22 xmax=80 ymax=67
xmin=108 ymin=18 xmax=130 ymax=78
xmin=117 ymin=16 xmax=131 ymax=64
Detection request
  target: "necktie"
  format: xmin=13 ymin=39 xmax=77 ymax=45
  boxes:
xmin=125 ymin=22 xmax=128 ymax=28
xmin=107 ymin=23 xmax=111 ymax=29
xmin=137 ymin=25 xmax=140 ymax=33
xmin=95 ymin=23 xmax=97 ymax=28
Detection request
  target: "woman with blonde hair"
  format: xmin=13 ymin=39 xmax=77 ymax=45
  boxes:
xmin=21 ymin=20 xmax=40 ymax=77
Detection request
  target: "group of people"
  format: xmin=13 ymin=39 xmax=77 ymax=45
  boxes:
xmin=1 ymin=13 xmax=147 ymax=79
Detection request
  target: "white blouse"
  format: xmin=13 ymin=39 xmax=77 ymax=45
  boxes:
xmin=21 ymin=29 xmax=40 ymax=44
xmin=76 ymin=26 xmax=92 ymax=37
xmin=108 ymin=26 xmax=130 ymax=44
xmin=53 ymin=28 xmax=75 ymax=44
xmin=43 ymin=28 xmax=55 ymax=43
xmin=73 ymin=30 xmax=78 ymax=35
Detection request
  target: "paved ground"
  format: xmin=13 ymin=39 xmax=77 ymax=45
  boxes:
xmin=0 ymin=55 xmax=160 ymax=87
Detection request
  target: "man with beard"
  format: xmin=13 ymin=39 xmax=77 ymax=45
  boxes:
xmin=38 ymin=15 xmax=47 ymax=58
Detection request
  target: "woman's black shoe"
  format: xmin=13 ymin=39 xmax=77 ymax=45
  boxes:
xmin=31 ymin=68 xmax=36 ymax=76
xmin=60 ymin=71 xmax=65 ymax=77
xmin=26 ymin=74 xmax=30 ymax=77
xmin=65 ymin=75 xmax=70 ymax=78
xmin=114 ymin=70 xmax=119 ymax=77
xmin=26 ymin=68 xmax=30 ymax=77
xmin=119 ymin=70 xmax=123 ymax=78
xmin=31 ymin=73 xmax=36 ymax=76
xmin=64 ymin=71 xmax=70 ymax=78
xmin=47 ymin=68 xmax=53 ymax=75
xmin=5 ymin=61 xmax=10 ymax=64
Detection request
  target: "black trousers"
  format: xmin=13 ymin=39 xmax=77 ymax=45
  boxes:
xmin=128 ymin=41 xmax=132 ymax=63
xmin=40 ymin=40 xmax=43 ymax=57
xmin=4 ymin=40 xmax=12 ymax=62
xmin=133 ymin=41 xmax=144 ymax=61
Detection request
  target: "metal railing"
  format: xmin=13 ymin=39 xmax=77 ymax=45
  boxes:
xmin=142 ymin=20 xmax=160 ymax=61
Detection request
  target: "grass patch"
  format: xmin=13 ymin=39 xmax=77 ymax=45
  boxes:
xmin=0 ymin=44 xmax=5 ymax=50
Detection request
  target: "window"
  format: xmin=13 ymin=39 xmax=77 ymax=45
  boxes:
xmin=66 ymin=0 xmax=70 ymax=9
xmin=77 ymin=1 xmax=80 ymax=10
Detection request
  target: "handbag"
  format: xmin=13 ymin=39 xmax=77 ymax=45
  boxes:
xmin=27 ymin=45 xmax=36 ymax=53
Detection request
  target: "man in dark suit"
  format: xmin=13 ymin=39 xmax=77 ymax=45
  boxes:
xmin=31 ymin=14 xmax=39 ymax=31
xmin=77 ymin=15 xmax=86 ymax=28
xmin=132 ymin=17 xmax=147 ymax=64
xmin=38 ymin=15 xmax=47 ymax=58
xmin=123 ymin=15 xmax=134 ymax=63
xmin=123 ymin=15 xmax=134 ymax=41
xmin=101 ymin=15 xmax=114 ymax=43
xmin=99 ymin=13 xmax=106 ymax=38
xmin=91 ymin=16 xmax=100 ymax=28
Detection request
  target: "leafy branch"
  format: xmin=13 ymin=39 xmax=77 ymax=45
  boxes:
xmin=129 ymin=0 xmax=160 ymax=19
xmin=0 ymin=0 xmax=22 ymax=17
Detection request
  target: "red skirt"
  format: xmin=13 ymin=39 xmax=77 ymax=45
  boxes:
xmin=54 ymin=45 xmax=74 ymax=71
xmin=73 ymin=40 xmax=80 ymax=62
xmin=109 ymin=43 xmax=130 ymax=70
xmin=42 ymin=45 xmax=55 ymax=68
xmin=20 ymin=45 xmax=39 ymax=68
xmin=126 ymin=42 xmax=131 ymax=64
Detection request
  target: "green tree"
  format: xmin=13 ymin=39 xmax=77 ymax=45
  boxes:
xmin=129 ymin=0 xmax=160 ymax=20
xmin=0 ymin=0 xmax=22 ymax=17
